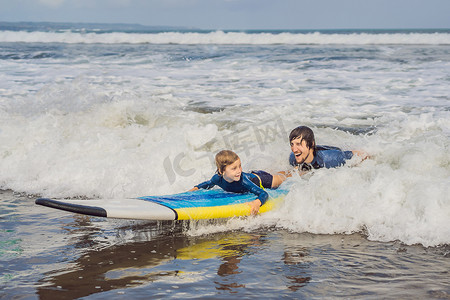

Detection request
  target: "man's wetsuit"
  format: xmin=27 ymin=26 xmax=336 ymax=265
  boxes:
xmin=195 ymin=172 xmax=269 ymax=204
xmin=289 ymin=145 xmax=353 ymax=171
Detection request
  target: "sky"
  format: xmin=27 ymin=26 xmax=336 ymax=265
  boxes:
xmin=1 ymin=0 xmax=449 ymax=30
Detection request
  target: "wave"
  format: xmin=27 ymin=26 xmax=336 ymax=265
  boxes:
xmin=1 ymin=91 xmax=448 ymax=246
xmin=1 ymin=30 xmax=449 ymax=45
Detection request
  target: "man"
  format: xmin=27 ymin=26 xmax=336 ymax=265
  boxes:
xmin=289 ymin=126 xmax=367 ymax=171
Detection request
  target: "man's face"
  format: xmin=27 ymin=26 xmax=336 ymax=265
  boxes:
xmin=290 ymin=137 xmax=311 ymax=164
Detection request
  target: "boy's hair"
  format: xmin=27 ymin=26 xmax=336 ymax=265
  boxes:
xmin=215 ymin=150 xmax=239 ymax=175
xmin=289 ymin=126 xmax=316 ymax=149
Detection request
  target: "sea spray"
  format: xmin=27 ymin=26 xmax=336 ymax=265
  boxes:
xmin=1 ymin=28 xmax=449 ymax=247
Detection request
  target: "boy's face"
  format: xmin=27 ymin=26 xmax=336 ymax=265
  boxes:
xmin=222 ymin=158 xmax=242 ymax=183
xmin=290 ymin=137 xmax=312 ymax=164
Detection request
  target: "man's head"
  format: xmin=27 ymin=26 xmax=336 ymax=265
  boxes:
xmin=289 ymin=126 xmax=316 ymax=165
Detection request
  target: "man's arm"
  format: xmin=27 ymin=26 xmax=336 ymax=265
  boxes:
xmin=352 ymin=150 xmax=370 ymax=161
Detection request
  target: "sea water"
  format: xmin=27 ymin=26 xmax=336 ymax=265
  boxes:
xmin=0 ymin=24 xmax=449 ymax=298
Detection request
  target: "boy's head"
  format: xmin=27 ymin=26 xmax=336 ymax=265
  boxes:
xmin=289 ymin=126 xmax=315 ymax=149
xmin=215 ymin=150 xmax=240 ymax=175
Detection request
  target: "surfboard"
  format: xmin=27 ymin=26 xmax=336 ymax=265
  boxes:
xmin=35 ymin=188 xmax=288 ymax=220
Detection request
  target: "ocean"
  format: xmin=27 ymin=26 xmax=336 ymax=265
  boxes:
xmin=0 ymin=23 xmax=449 ymax=299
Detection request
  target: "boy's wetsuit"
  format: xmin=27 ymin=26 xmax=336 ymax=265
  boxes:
xmin=289 ymin=145 xmax=353 ymax=171
xmin=195 ymin=172 xmax=269 ymax=205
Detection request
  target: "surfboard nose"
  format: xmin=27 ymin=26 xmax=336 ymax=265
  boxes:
xmin=36 ymin=198 xmax=107 ymax=218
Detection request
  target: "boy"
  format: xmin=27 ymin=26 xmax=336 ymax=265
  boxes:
xmin=190 ymin=150 xmax=285 ymax=215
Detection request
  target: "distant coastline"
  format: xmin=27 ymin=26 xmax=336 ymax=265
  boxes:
xmin=0 ymin=21 xmax=449 ymax=34
xmin=0 ymin=21 xmax=194 ymax=33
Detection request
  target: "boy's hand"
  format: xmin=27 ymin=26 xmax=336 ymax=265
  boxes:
xmin=249 ymin=199 xmax=262 ymax=216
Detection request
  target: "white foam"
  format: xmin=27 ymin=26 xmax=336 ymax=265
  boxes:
xmin=1 ymin=30 xmax=449 ymax=45
xmin=0 ymin=41 xmax=449 ymax=247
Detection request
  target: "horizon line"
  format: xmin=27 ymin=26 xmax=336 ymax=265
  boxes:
xmin=1 ymin=21 xmax=449 ymax=32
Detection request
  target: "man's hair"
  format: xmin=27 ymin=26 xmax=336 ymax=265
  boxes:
xmin=215 ymin=150 xmax=240 ymax=175
xmin=289 ymin=126 xmax=316 ymax=149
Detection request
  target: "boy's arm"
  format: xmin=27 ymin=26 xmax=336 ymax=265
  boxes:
xmin=249 ymin=199 xmax=262 ymax=216
xmin=189 ymin=175 xmax=217 ymax=192
xmin=242 ymin=175 xmax=268 ymax=215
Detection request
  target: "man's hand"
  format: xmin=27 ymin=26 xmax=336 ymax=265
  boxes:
xmin=352 ymin=150 xmax=370 ymax=161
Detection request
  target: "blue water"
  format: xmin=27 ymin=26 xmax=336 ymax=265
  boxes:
xmin=1 ymin=21 xmax=449 ymax=34
xmin=0 ymin=22 xmax=449 ymax=299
